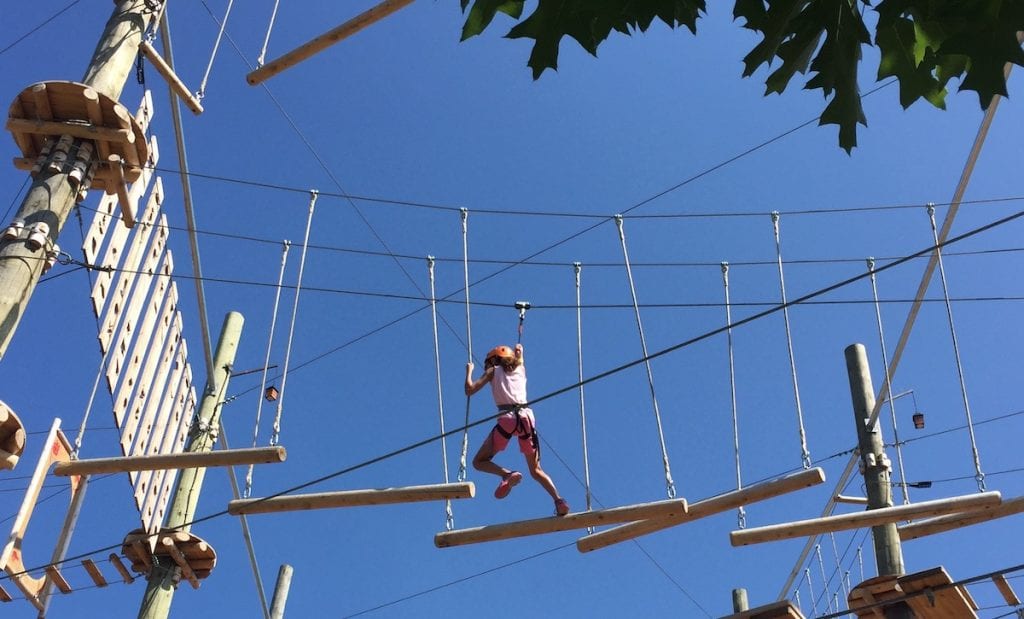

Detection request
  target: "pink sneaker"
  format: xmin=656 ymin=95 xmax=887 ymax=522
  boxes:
xmin=555 ymin=497 xmax=570 ymax=516
xmin=494 ymin=471 xmax=522 ymax=499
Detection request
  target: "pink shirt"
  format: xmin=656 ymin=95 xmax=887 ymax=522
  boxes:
xmin=490 ymin=363 xmax=527 ymax=406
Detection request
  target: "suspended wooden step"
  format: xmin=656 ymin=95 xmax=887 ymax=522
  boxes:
xmin=138 ymin=41 xmax=204 ymax=115
xmin=81 ymin=559 xmax=108 ymax=588
xmin=6 ymin=81 xmax=149 ymax=224
xmin=730 ymin=491 xmax=1001 ymax=546
xmin=898 ymin=493 xmax=1024 ymax=541
xmin=53 ymin=446 xmax=286 ymax=477
xmin=0 ymin=401 xmax=26 ymax=470
xmin=577 ymin=468 xmax=825 ymax=553
xmin=847 ymin=566 xmax=978 ymax=618
xmin=108 ymin=553 xmax=135 ymax=584
xmin=992 ymin=574 xmax=1021 ymax=607
xmin=435 ymin=498 xmax=689 ymax=549
xmin=121 ymin=529 xmax=216 ymax=589
xmin=246 ymin=0 xmax=415 ymax=85
xmin=228 ymin=481 xmax=475 ymax=515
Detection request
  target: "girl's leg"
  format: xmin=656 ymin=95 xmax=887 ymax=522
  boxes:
xmin=524 ymin=449 xmax=561 ymax=501
xmin=473 ymin=432 xmax=510 ymax=478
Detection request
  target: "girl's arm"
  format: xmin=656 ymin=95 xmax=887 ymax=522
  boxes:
xmin=465 ymin=362 xmax=494 ymax=396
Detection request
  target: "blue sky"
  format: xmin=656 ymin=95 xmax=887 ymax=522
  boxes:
xmin=1 ymin=2 xmax=1023 ymax=618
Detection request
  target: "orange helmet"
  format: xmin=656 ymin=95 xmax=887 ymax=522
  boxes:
xmin=486 ymin=345 xmax=514 ymax=364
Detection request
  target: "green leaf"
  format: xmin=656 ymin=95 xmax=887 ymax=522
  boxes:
xmin=461 ymin=0 xmax=525 ymax=41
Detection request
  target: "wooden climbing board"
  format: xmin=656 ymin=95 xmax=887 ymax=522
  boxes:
xmin=122 ymin=529 xmax=216 ymax=590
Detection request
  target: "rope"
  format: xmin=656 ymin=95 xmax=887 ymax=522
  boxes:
xmin=867 ymin=257 xmax=910 ymax=504
xmin=197 ymin=0 xmax=235 ymax=99
xmin=256 ymin=0 xmax=283 ymax=67
xmin=926 ymin=203 xmax=985 ymax=491
xmin=771 ymin=212 xmax=812 ymax=469
xmin=805 ymin=568 xmax=818 ymax=617
xmin=614 ymin=215 xmax=675 ymax=499
xmin=457 ymin=208 xmax=472 ymax=482
xmin=829 ymin=532 xmax=847 ymax=604
xmin=573 ymin=262 xmax=593 ymax=516
xmin=428 ymin=256 xmax=454 ymax=531
xmin=815 ymin=544 xmax=832 ymax=613
xmin=244 ymin=240 xmax=290 ymax=498
xmin=721 ymin=262 xmax=745 ymax=528
xmin=270 ymin=191 xmax=317 ymax=446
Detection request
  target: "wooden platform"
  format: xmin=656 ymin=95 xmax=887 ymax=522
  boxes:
xmin=0 ymin=401 xmax=25 ymax=470
xmin=847 ymin=566 xmax=978 ymax=618
xmin=721 ymin=600 xmax=806 ymax=619
xmin=121 ymin=529 xmax=216 ymax=589
xmin=7 ymin=80 xmax=149 ymax=217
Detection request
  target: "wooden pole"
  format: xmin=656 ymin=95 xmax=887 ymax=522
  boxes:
xmin=54 ymin=446 xmax=286 ymax=476
xmin=434 ymin=498 xmax=688 ymax=548
xmin=246 ymin=0 xmax=415 ymax=85
xmin=269 ymin=564 xmax=293 ymax=619
xmin=845 ymin=343 xmax=907 ymax=582
xmin=730 ymin=491 xmax=1001 ymax=546
xmin=228 ymin=482 xmax=476 ymax=515
xmin=0 ymin=0 xmax=154 ymax=360
xmin=898 ymin=494 xmax=1024 ymax=541
xmin=138 ymin=312 xmax=244 ymax=619
xmin=137 ymin=41 xmax=204 ymax=115
xmin=576 ymin=467 xmax=825 ymax=553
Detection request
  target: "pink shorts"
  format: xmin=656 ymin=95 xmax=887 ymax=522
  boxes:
xmin=490 ymin=407 xmax=538 ymax=455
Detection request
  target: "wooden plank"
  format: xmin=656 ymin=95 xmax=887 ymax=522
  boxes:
xmin=992 ymin=574 xmax=1020 ymax=607
xmin=56 ymin=446 xmax=287 ymax=476
xmin=138 ymin=41 xmax=204 ymax=115
xmin=148 ymin=376 xmax=197 ymax=531
xmin=578 ymin=467 xmax=825 ymax=553
xmin=5 ymin=117 xmax=133 ymax=144
xmin=731 ymin=492 xmax=1002 ymax=546
xmin=434 ymin=497 xmax=688 ymax=549
xmin=109 ymin=155 xmax=135 ymax=226
xmin=247 ymin=0 xmax=415 ymax=85
xmin=83 ymin=193 xmax=119 ymax=265
xmin=231 ymin=482 xmax=477 ymax=516
xmin=31 ymin=83 xmax=53 ymax=121
xmin=139 ymin=346 xmax=190 ymax=529
xmin=133 ymin=335 xmax=187 ymax=512
xmin=898 ymin=494 xmax=1024 ymax=541
xmin=81 ymin=559 xmax=108 ymax=587
xmin=108 ymin=554 xmax=135 ymax=584
xmin=162 ymin=538 xmax=199 ymax=589
xmin=121 ymin=313 xmax=180 ymax=472
xmin=44 ymin=566 xmax=72 ymax=594
xmin=83 ymin=87 xmax=111 ymax=160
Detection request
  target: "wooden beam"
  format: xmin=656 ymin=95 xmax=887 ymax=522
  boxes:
xmin=898 ymin=494 xmax=1024 ymax=541
xmin=81 ymin=559 xmax=108 ymax=588
xmin=577 ymin=468 xmax=825 ymax=553
xmin=108 ymin=554 xmax=135 ymax=584
xmin=229 ymin=481 xmax=475 ymax=515
xmin=730 ymin=491 xmax=1001 ymax=546
xmin=435 ymin=498 xmax=688 ymax=549
xmin=162 ymin=537 xmax=199 ymax=590
xmin=246 ymin=0 xmax=415 ymax=86
xmin=992 ymin=574 xmax=1020 ymax=607
xmin=5 ymin=117 xmax=134 ymax=144
xmin=53 ymin=446 xmax=286 ymax=477
xmin=138 ymin=41 xmax=204 ymax=115
xmin=43 ymin=566 xmax=72 ymax=594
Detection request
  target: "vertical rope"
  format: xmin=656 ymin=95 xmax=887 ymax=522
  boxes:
xmin=815 ymin=544 xmax=832 ymax=613
xmin=573 ymin=262 xmax=593 ymax=516
xmin=270 ymin=191 xmax=317 ymax=446
xmin=771 ymin=212 xmax=812 ymax=469
xmin=197 ymin=0 xmax=235 ymax=99
xmin=856 ymin=547 xmax=864 ymax=582
xmin=721 ymin=262 xmax=745 ymax=528
xmin=867 ymin=257 xmax=910 ymax=505
xmin=793 ymin=590 xmax=802 ymax=616
xmin=457 ymin=208 xmax=473 ymax=482
xmin=926 ymin=203 xmax=985 ymax=491
xmin=256 ymin=0 xmax=283 ymax=67
xmin=244 ymin=240 xmax=290 ymax=498
xmin=428 ymin=256 xmax=455 ymax=531
xmin=829 ymin=532 xmax=848 ymax=603
xmin=614 ymin=215 xmax=675 ymax=499
xmin=805 ymin=568 xmax=818 ymax=617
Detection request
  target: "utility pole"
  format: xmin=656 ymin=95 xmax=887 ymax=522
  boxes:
xmin=0 ymin=0 xmax=156 ymax=360
xmin=138 ymin=311 xmax=244 ymax=619
xmin=844 ymin=343 xmax=913 ymax=619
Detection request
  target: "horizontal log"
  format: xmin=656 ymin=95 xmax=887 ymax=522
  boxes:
xmin=731 ymin=491 xmax=1002 ymax=546
xmin=6 ymin=117 xmax=134 ymax=143
xmin=247 ymin=0 xmax=415 ymax=85
xmin=81 ymin=559 xmax=107 ymax=588
xmin=54 ymin=446 xmax=286 ymax=477
xmin=435 ymin=498 xmax=688 ymax=549
xmin=229 ymin=481 xmax=475 ymax=515
xmin=138 ymin=41 xmax=204 ymax=115
xmin=898 ymin=494 xmax=1024 ymax=541
xmin=577 ymin=467 xmax=825 ymax=553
